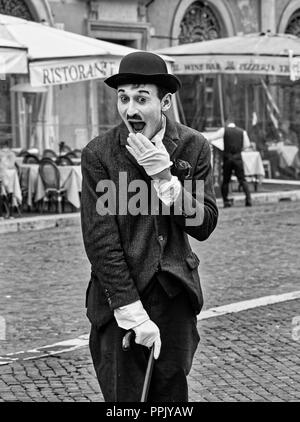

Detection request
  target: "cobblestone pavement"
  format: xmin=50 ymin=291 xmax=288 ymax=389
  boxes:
xmin=0 ymin=201 xmax=300 ymax=401
xmin=0 ymin=299 xmax=299 ymax=402
xmin=191 ymin=201 xmax=300 ymax=310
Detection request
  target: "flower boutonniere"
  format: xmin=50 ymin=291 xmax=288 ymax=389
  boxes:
xmin=171 ymin=159 xmax=192 ymax=181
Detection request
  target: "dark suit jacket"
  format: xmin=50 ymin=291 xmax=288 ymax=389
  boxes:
xmin=81 ymin=117 xmax=218 ymax=328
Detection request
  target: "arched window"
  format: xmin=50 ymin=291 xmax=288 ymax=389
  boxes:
xmin=179 ymin=1 xmax=221 ymax=44
xmin=285 ymin=9 xmax=300 ymax=37
xmin=0 ymin=0 xmax=34 ymax=21
xmin=177 ymin=1 xmax=222 ymax=132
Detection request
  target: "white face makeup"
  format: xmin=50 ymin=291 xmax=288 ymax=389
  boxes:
xmin=117 ymin=83 xmax=170 ymax=140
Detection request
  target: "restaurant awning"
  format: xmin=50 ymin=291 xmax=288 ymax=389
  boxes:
xmin=0 ymin=37 xmax=27 ymax=74
xmin=155 ymin=32 xmax=300 ymax=79
xmin=0 ymin=14 xmax=139 ymax=86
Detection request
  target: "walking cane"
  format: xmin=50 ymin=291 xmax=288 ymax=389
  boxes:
xmin=122 ymin=330 xmax=155 ymax=402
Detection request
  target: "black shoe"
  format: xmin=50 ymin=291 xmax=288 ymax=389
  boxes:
xmin=224 ymin=201 xmax=232 ymax=208
xmin=245 ymin=200 xmax=252 ymax=207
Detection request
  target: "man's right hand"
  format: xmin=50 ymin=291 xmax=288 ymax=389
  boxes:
xmin=133 ymin=319 xmax=161 ymax=360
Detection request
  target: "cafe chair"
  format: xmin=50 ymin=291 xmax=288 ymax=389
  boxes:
xmin=63 ymin=151 xmax=76 ymax=159
xmin=72 ymin=149 xmax=82 ymax=158
xmin=18 ymin=149 xmax=28 ymax=157
xmin=23 ymin=153 xmax=40 ymax=164
xmin=39 ymin=159 xmax=66 ymax=214
xmin=58 ymin=142 xmax=72 ymax=155
xmin=262 ymin=160 xmax=272 ymax=179
xmin=60 ymin=144 xmax=72 ymax=154
xmin=40 ymin=157 xmax=54 ymax=163
xmin=56 ymin=155 xmax=73 ymax=166
xmin=42 ymin=149 xmax=57 ymax=160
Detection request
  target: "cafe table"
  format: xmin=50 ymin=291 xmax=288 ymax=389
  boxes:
xmin=0 ymin=167 xmax=22 ymax=206
xmin=19 ymin=164 xmax=82 ymax=209
xmin=241 ymin=151 xmax=265 ymax=180
xmin=19 ymin=163 xmax=39 ymax=207
xmin=268 ymin=142 xmax=299 ymax=168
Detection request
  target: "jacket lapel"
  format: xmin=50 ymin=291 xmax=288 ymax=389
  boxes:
xmin=162 ymin=116 xmax=179 ymax=159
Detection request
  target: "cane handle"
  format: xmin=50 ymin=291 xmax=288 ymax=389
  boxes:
xmin=122 ymin=330 xmax=134 ymax=351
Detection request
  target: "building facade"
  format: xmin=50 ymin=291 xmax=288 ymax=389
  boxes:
xmin=0 ymin=0 xmax=300 ymax=152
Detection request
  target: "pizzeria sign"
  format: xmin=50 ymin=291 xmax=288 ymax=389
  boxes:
xmin=171 ymin=55 xmax=296 ymax=77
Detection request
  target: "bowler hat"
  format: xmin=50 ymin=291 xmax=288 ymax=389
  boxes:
xmin=104 ymin=51 xmax=181 ymax=93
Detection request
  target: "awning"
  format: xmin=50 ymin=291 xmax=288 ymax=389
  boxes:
xmin=155 ymin=32 xmax=300 ymax=78
xmin=0 ymin=14 xmax=138 ymax=86
xmin=0 ymin=38 xmax=27 ymax=74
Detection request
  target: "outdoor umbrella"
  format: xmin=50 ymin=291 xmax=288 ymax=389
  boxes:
xmin=0 ymin=14 xmax=176 ymax=152
xmin=0 ymin=14 xmax=174 ymax=87
xmin=0 ymin=36 xmax=27 ymax=74
xmin=155 ymin=32 xmax=300 ymax=128
xmin=155 ymin=32 xmax=300 ymax=79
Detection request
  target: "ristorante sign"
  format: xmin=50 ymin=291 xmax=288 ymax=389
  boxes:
xmin=171 ymin=55 xmax=297 ymax=77
xmin=29 ymin=57 xmax=120 ymax=87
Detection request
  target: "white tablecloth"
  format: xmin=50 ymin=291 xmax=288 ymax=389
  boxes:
xmin=0 ymin=168 xmax=22 ymax=205
xmin=268 ymin=142 xmax=299 ymax=168
xmin=19 ymin=164 xmax=82 ymax=208
xmin=19 ymin=164 xmax=39 ymax=207
xmin=279 ymin=145 xmax=298 ymax=168
xmin=241 ymin=151 xmax=265 ymax=178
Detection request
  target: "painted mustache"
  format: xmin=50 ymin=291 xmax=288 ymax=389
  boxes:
xmin=127 ymin=114 xmax=143 ymax=122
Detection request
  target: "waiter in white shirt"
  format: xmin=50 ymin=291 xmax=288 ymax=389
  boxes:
xmin=208 ymin=117 xmax=252 ymax=208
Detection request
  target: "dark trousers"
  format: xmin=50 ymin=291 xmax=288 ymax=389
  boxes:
xmin=89 ymin=279 xmax=200 ymax=402
xmin=221 ymin=156 xmax=251 ymax=203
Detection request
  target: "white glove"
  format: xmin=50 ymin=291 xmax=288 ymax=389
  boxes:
xmin=126 ymin=132 xmax=172 ymax=176
xmin=114 ymin=300 xmax=161 ymax=359
xmin=133 ymin=319 xmax=161 ymax=360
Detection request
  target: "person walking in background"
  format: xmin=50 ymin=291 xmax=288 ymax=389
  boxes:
xmin=206 ymin=117 xmax=252 ymax=208
xmin=221 ymin=117 xmax=252 ymax=207
xmin=80 ymin=51 xmax=218 ymax=402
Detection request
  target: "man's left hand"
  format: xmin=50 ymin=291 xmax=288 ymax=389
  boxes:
xmin=126 ymin=132 xmax=172 ymax=180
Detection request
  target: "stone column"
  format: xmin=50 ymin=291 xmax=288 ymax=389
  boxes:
xmin=260 ymin=0 xmax=276 ymax=32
